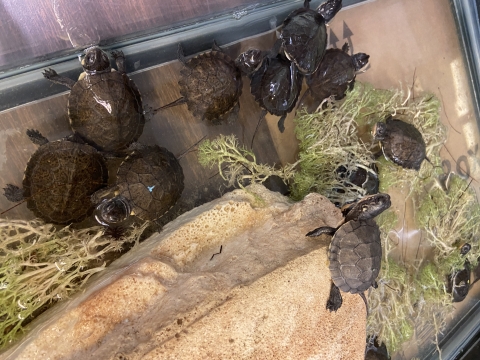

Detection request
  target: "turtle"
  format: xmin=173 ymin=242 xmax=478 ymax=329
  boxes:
xmin=306 ymin=193 xmax=391 ymax=312
xmin=305 ymin=43 xmax=370 ymax=103
xmin=3 ymin=129 xmax=108 ymax=224
xmin=236 ymin=45 xmax=303 ymax=133
xmin=42 ymin=47 xmax=145 ymax=153
xmin=446 ymin=243 xmax=472 ymax=302
xmin=280 ymin=0 xmax=343 ymax=75
xmin=372 ymin=117 xmax=428 ymax=171
xmin=334 ymin=162 xmax=379 ymax=205
xmin=92 ymin=143 xmax=184 ymax=224
xmin=158 ymin=42 xmax=243 ymax=125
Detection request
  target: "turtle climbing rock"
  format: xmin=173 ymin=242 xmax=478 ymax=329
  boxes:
xmin=3 ymin=129 xmax=108 ymax=224
xmin=306 ymin=193 xmax=391 ymax=312
xmin=372 ymin=117 xmax=428 ymax=171
xmin=43 ymin=47 xmax=145 ymax=153
xmin=280 ymin=0 xmax=343 ymax=75
xmin=93 ymin=144 xmax=184 ymax=223
xmin=306 ymin=43 xmax=369 ymax=102
xmin=159 ymin=42 xmax=243 ymax=125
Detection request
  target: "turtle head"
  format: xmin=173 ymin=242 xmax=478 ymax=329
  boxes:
xmin=372 ymin=121 xmax=387 ymax=141
xmin=317 ymin=0 xmax=342 ymax=22
xmin=344 ymin=193 xmax=391 ymax=222
xmin=82 ymin=47 xmax=111 ymax=74
xmin=235 ymin=49 xmax=264 ymax=76
xmin=94 ymin=195 xmax=131 ymax=226
xmin=352 ymin=53 xmax=370 ymax=71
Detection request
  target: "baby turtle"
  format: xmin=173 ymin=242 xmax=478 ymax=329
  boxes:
xmin=280 ymin=0 xmax=343 ymax=75
xmin=372 ymin=117 xmax=428 ymax=170
xmin=446 ymin=243 xmax=472 ymax=302
xmin=93 ymin=144 xmax=184 ymax=223
xmin=159 ymin=42 xmax=242 ymax=125
xmin=306 ymin=43 xmax=369 ymax=102
xmin=3 ymin=129 xmax=108 ymax=224
xmin=306 ymin=193 xmax=391 ymax=312
xmin=236 ymin=46 xmax=303 ymax=132
xmin=43 ymin=47 xmax=145 ymax=153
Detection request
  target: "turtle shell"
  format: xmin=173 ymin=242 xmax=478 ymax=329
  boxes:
xmin=376 ymin=118 xmax=427 ymax=171
xmin=23 ymin=139 xmax=108 ymax=224
xmin=328 ymin=218 xmax=382 ymax=293
xmin=116 ymin=145 xmax=184 ymax=221
xmin=250 ymin=54 xmax=303 ymax=116
xmin=280 ymin=7 xmax=327 ymax=75
xmin=68 ymin=70 xmax=145 ymax=152
xmin=306 ymin=47 xmax=358 ymax=101
xmin=178 ymin=50 xmax=242 ymax=125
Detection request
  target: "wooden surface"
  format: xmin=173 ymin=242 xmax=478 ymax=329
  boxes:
xmin=0 ymin=31 xmax=292 ymax=224
xmin=0 ymin=0 xmax=261 ymax=69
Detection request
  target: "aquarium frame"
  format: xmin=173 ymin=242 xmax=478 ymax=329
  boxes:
xmin=0 ymin=0 xmax=367 ymax=112
xmin=449 ymin=0 xmax=480 ymax=129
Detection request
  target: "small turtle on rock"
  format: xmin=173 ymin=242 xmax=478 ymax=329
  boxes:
xmin=280 ymin=0 xmax=343 ymax=75
xmin=372 ymin=117 xmax=428 ymax=170
xmin=236 ymin=45 xmax=303 ymax=133
xmin=306 ymin=193 xmax=391 ymax=312
xmin=93 ymin=143 xmax=184 ymax=224
xmin=158 ymin=42 xmax=243 ymax=125
xmin=43 ymin=47 xmax=145 ymax=153
xmin=3 ymin=129 xmax=108 ymax=224
xmin=306 ymin=43 xmax=369 ymax=104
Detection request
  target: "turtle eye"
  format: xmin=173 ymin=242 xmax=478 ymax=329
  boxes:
xmin=362 ymin=205 xmax=369 ymax=212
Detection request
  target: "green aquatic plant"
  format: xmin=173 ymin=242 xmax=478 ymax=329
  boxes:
xmin=0 ymin=219 xmax=149 ymax=349
xmin=197 ymin=134 xmax=297 ymax=188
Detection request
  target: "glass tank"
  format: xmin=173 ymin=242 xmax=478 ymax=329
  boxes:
xmin=1 ymin=0 xmax=480 ymax=359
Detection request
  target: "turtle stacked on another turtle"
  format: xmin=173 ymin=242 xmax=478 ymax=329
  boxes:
xmin=305 ymin=43 xmax=369 ymax=109
xmin=43 ymin=47 xmax=145 ymax=153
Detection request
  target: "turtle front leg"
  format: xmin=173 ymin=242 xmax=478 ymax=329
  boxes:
xmin=3 ymin=184 xmax=25 ymax=202
xmin=326 ymin=282 xmax=343 ymax=312
xmin=111 ymin=50 xmax=126 ymax=73
xmin=42 ymin=68 xmax=76 ymax=89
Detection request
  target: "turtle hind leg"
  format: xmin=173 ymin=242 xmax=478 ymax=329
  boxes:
xmin=306 ymin=226 xmax=336 ymax=237
xmin=326 ymin=282 xmax=343 ymax=312
xmin=42 ymin=68 xmax=76 ymax=89
xmin=3 ymin=184 xmax=24 ymax=202
xmin=26 ymin=129 xmax=49 ymax=146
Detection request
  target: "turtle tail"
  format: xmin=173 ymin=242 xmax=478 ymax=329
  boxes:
xmin=359 ymin=291 xmax=369 ymax=317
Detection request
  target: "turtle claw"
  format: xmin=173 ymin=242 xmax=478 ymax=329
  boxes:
xmin=110 ymin=50 xmax=124 ymax=59
xmin=3 ymin=184 xmax=24 ymax=202
xmin=42 ymin=68 xmax=59 ymax=80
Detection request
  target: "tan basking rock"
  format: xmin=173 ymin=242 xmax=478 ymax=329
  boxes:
xmin=2 ymin=185 xmax=366 ymax=360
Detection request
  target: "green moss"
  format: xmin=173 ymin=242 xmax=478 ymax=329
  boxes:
xmin=197 ymin=134 xmax=297 ymax=189
xmin=0 ymin=219 xmax=149 ymax=349
xmin=415 ymin=174 xmax=480 ymax=274
xmin=293 ymin=82 xmax=446 ymax=203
